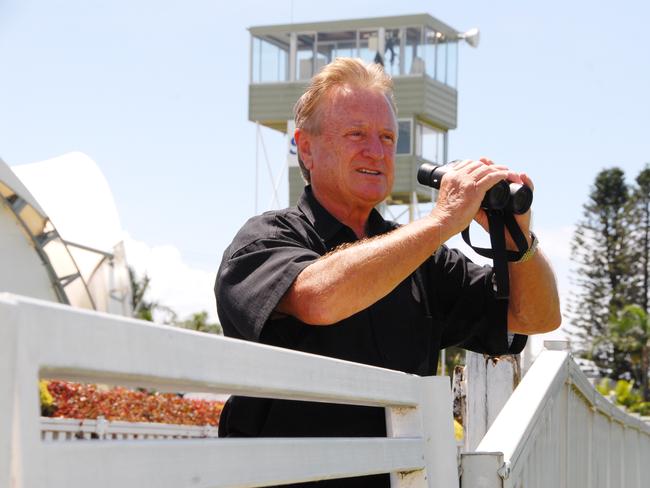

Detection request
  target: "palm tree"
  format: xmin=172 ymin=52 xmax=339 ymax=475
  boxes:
xmin=128 ymin=267 xmax=176 ymax=323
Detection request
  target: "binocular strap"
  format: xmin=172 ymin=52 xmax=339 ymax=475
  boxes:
xmin=461 ymin=211 xmax=529 ymax=300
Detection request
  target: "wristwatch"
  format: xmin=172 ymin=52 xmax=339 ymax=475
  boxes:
xmin=516 ymin=232 xmax=538 ymax=264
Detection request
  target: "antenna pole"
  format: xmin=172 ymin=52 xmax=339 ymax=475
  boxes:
xmin=255 ymin=122 xmax=260 ymax=213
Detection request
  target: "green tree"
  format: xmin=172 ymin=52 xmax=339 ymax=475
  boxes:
xmin=630 ymin=164 xmax=650 ymax=314
xmin=595 ymin=377 xmax=650 ymax=415
xmin=569 ymin=168 xmax=637 ymax=377
xmin=606 ymin=305 xmax=650 ymax=401
xmin=128 ymin=267 xmax=176 ymax=323
xmin=128 ymin=267 xmax=220 ymax=333
xmin=176 ymin=311 xmax=222 ymax=335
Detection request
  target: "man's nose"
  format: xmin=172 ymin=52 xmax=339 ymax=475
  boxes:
xmin=363 ymin=134 xmax=385 ymax=160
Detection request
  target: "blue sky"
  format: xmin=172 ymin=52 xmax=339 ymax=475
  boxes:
xmin=1 ymin=0 xmax=649 ymax=335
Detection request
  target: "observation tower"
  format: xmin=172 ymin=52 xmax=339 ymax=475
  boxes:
xmin=247 ymin=13 xmax=479 ymax=214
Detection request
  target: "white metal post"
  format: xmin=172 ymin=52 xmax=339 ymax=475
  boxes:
xmin=378 ymin=27 xmax=386 ymax=63
xmin=11 ymin=306 xmax=42 ymax=488
xmin=398 ymin=27 xmax=405 ymax=75
xmin=289 ymin=32 xmax=297 ymax=82
xmin=460 ymin=452 xmax=503 ymax=488
xmin=0 ymin=295 xmax=18 ymax=488
xmin=386 ymin=376 xmax=458 ymax=488
xmin=465 ymin=352 xmax=520 ymax=451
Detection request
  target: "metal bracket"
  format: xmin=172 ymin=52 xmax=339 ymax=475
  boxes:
xmin=497 ymin=461 xmax=511 ymax=480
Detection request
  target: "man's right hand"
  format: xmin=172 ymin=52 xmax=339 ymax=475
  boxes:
xmin=429 ymin=158 xmax=516 ymax=240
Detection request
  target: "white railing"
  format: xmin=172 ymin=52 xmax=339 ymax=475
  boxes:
xmin=460 ymin=344 xmax=650 ymax=488
xmin=40 ymin=416 xmax=220 ymax=441
xmin=0 ymin=293 xmax=458 ymax=488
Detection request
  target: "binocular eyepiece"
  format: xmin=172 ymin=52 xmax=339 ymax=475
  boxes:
xmin=416 ymin=162 xmax=533 ymax=215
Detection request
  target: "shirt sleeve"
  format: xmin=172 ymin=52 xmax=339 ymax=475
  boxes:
xmin=215 ymin=215 xmax=321 ymax=342
xmin=428 ymin=245 xmax=526 ymax=355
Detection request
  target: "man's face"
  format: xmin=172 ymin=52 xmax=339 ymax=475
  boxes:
xmin=300 ymin=85 xmax=397 ymax=213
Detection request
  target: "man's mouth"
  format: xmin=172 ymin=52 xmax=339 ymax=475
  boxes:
xmin=357 ymin=168 xmax=381 ymax=176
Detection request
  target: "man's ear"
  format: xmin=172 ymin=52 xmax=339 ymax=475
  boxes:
xmin=294 ymin=128 xmax=313 ymax=170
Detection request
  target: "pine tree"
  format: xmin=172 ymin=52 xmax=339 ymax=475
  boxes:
xmin=569 ymin=168 xmax=636 ymax=377
xmin=631 ymin=165 xmax=650 ymax=314
xmin=624 ymin=164 xmax=650 ymax=399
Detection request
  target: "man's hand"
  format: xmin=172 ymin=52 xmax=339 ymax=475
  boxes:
xmin=471 ymin=158 xmax=534 ymax=250
xmin=430 ymin=158 xmax=520 ymax=241
xmin=428 ymin=157 xmax=561 ymax=334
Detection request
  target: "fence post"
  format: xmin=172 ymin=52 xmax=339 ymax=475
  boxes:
xmin=385 ymin=376 xmax=459 ymax=488
xmin=0 ymin=295 xmax=18 ymax=488
xmin=460 ymin=452 xmax=504 ymax=488
xmin=464 ymin=352 xmax=521 ymax=451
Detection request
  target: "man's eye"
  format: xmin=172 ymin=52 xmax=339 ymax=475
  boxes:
xmin=382 ymin=134 xmax=396 ymax=143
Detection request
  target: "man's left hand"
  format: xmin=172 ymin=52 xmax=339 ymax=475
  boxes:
xmin=473 ymin=158 xmax=534 ymax=250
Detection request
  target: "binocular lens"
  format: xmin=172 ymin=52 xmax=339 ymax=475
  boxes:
xmin=508 ymin=183 xmax=533 ymax=215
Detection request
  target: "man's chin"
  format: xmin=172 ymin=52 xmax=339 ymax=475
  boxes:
xmin=353 ymin=189 xmax=391 ymax=207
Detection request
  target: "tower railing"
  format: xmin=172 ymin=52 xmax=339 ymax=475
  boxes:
xmin=0 ymin=293 xmax=458 ymax=488
xmin=460 ymin=345 xmax=650 ymax=487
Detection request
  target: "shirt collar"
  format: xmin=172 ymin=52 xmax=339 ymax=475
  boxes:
xmin=297 ymin=186 xmax=391 ymax=242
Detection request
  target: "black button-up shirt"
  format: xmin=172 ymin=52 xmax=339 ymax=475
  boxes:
xmin=215 ymin=187 xmax=525 ymax=485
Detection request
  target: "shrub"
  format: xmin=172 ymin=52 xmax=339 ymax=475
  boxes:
xmin=44 ymin=380 xmax=223 ymax=426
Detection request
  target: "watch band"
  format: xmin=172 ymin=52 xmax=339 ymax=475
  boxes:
xmin=516 ymin=231 xmax=538 ymax=264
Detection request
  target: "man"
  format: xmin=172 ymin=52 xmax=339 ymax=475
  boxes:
xmin=215 ymin=58 xmax=560 ymax=486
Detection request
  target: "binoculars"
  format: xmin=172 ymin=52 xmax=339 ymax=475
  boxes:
xmin=416 ymin=161 xmax=533 ymax=215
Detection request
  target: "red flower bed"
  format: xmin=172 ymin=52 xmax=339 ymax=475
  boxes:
xmin=46 ymin=381 xmax=223 ymax=426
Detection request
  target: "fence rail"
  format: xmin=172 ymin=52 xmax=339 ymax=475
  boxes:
xmin=460 ymin=345 xmax=650 ymax=488
xmin=40 ymin=416 xmax=220 ymax=441
xmin=0 ymin=293 xmax=458 ymax=488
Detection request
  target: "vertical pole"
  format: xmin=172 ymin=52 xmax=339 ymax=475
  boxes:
xmin=417 ymin=376 xmax=459 ymax=488
xmin=432 ymin=29 xmax=437 ymax=80
xmin=312 ymin=32 xmax=317 ymax=77
xmin=0 ymin=295 xmax=18 ymax=488
xmin=2 ymin=297 xmax=43 ymax=487
xmin=464 ymin=352 xmax=487 ymax=451
xmin=441 ymin=348 xmax=446 ymax=376
xmin=289 ymin=32 xmax=297 ymax=82
xmin=460 ymin=453 xmax=504 ymax=488
xmin=378 ymin=27 xmax=386 ymax=63
xmin=355 ymin=30 xmax=360 ymax=58
xmin=409 ymin=191 xmax=416 ymax=223
xmin=444 ymin=41 xmax=449 ymax=85
xmin=385 ymin=376 xmax=459 ymax=487
xmin=464 ymin=351 xmax=520 ymax=451
xmin=249 ymin=35 xmax=254 ymax=84
xmin=455 ymin=41 xmax=460 ymax=89
xmin=398 ymin=27 xmax=405 ymax=75
xmin=443 ymin=131 xmax=449 ymax=164
xmin=255 ymin=122 xmax=260 ymax=213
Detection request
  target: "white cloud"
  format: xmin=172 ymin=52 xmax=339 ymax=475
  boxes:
xmin=122 ymin=233 xmax=217 ymax=322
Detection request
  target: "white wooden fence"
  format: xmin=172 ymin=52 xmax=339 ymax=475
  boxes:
xmin=460 ymin=343 xmax=650 ymax=487
xmin=40 ymin=416 xmax=220 ymax=441
xmin=0 ymin=293 xmax=458 ymax=488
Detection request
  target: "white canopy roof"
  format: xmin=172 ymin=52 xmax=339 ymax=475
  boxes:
xmin=13 ymin=151 xmax=123 ymax=255
xmin=0 ymin=152 xmax=132 ymax=315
